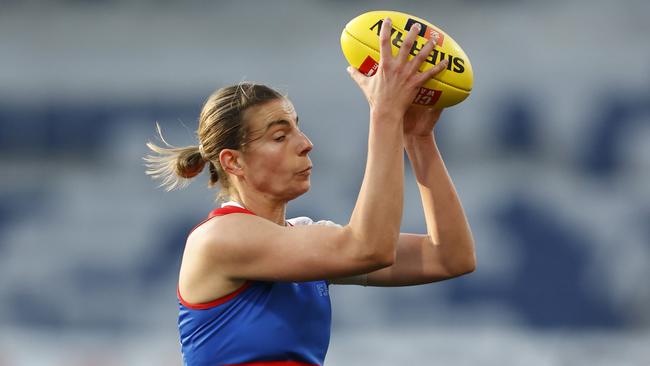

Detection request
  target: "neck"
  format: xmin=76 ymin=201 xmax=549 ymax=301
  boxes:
xmin=230 ymin=192 xmax=287 ymax=226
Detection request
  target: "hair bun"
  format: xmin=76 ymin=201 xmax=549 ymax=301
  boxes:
xmin=177 ymin=149 xmax=206 ymax=179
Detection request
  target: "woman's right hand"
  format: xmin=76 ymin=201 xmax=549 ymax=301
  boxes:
xmin=347 ymin=17 xmax=448 ymax=116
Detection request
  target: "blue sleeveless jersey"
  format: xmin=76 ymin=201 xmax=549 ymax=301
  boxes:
xmin=178 ymin=205 xmax=332 ymax=366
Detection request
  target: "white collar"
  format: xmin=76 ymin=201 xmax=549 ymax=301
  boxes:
xmin=221 ymin=200 xmax=245 ymax=209
xmin=221 ymin=200 xmax=292 ymax=226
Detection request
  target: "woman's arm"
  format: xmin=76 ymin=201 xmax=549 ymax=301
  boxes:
xmin=331 ymin=108 xmax=476 ymax=286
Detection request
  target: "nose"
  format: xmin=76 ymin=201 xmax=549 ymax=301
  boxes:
xmin=298 ymin=131 xmax=313 ymax=156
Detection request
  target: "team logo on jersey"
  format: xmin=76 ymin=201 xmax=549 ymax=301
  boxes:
xmin=316 ymin=282 xmax=329 ymax=297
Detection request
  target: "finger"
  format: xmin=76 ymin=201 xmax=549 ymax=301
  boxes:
xmin=415 ymin=58 xmax=449 ymax=84
xmin=398 ymin=23 xmax=421 ymax=63
xmin=378 ymin=17 xmax=393 ymax=63
xmin=409 ymin=34 xmax=437 ymax=73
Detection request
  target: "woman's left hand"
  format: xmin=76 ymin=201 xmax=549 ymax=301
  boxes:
xmin=403 ymin=106 xmax=443 ymax=138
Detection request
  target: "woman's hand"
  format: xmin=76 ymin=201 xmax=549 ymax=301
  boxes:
xmin=403 ymin=107 xmax=444 ymax=138
xmin=347 ymin=17 xmax=447 ymax=117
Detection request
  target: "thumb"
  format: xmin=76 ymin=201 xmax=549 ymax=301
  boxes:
xmin=346 ymin=66 xmax=366 ymax=86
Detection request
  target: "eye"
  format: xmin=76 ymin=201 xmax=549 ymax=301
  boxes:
xmin=274 ymin=135 xmax=286 ymax=142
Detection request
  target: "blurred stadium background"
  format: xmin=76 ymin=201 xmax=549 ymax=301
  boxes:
xmin=1 ymin=0 xmax=649 ymax=365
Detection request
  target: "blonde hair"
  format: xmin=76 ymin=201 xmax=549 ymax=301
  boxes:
xmin=144 ymin=82 xmax=284 ymax=199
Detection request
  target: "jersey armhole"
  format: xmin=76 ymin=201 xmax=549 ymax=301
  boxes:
xmin=179 ymin=205 xmax=257 ymax=310
xmin=177 ymin=281 xmax=253 ymax=310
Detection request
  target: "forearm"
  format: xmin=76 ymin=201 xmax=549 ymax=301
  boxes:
xmin=405 ymin=134 xmax=476 ymax=273
xmin=349 ymin=109 xmax=404 ymax=260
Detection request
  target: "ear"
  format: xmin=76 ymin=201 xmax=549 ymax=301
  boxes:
xmin=219 ymin=149 xmax=244 ymax=176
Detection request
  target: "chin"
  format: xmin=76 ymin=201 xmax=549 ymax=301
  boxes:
xmin=285 ymin=183 xmax=310 ymax=201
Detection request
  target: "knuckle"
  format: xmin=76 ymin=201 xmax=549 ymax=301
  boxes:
xmin=415 ymin=51 xmax=428 ymax=61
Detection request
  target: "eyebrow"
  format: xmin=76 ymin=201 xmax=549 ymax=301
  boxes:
xmin=244 ymin=116 xmax=299 ymax=146
xmin=264 ymin=115 xmax=299 ymax=131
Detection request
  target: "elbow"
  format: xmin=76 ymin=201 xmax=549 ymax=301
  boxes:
xmin=461 ymin=255 xmax=477 ymax=275
xmin=345 ymin=227 xmax=397 ymax=269
xmin=359 ymin=243 xmax=396 ymax=271
xmin=372 ymin=248 xmax=396 ymax=268
xmin=357 ymin=240 xmax=395 ymax=269
xmin=465 ymin=240 xmax=477 ymax=273
xmin=461 ymin=241 xmax=477 ymax=274
xmin=348 ymin=247 xmax=394 ymax=273
xmin=369 ymin=235 xmax=398 ymax=268
xmin=445 ymin=260 xmax=475 ymax=279
xmin=457 ymin=251 xmax=477 ymax=276
xmin=446 ymin=246 xmax=477 ymax=278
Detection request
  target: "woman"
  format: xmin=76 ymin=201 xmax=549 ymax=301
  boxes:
xmin=146 ymin=18 xmax=475 ymax=366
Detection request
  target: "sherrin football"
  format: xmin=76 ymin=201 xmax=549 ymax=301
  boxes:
xmin=341 ymin=10 xmax=473 ymax=108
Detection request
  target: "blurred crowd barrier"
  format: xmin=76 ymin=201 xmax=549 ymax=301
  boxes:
xmin=0 ymin=0 xmax=648 ymax=365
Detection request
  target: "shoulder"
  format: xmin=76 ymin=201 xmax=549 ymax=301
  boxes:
xmin=188 ymin=212 xmax=265 ymax=250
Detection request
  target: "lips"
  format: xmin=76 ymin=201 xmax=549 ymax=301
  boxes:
xmin=297 ymin=166 xmax=312 ymax=175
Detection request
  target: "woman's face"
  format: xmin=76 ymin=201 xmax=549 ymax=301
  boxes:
xmin=239 ymin=98 xmax=313 ymax=201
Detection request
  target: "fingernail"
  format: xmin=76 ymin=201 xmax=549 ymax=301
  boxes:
xmin=385 ymin=17 xmax=391 ymax=25
xmin=413 ymin=23 xmax=421 ymax=31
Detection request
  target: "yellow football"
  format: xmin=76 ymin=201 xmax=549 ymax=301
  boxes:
xmin=341 ymin=10 xmax=474 ymax=108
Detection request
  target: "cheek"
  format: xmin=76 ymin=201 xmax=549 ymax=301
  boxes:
xmin=246 ymin=147 xmax=292 ymax=183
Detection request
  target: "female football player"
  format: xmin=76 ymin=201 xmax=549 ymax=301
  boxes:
xmin=146 ymin=18 xmax=475 ymax=366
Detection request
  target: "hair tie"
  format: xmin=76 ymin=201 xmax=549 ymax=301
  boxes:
xmin=198 ymin=143 xmax=207 ymax=160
